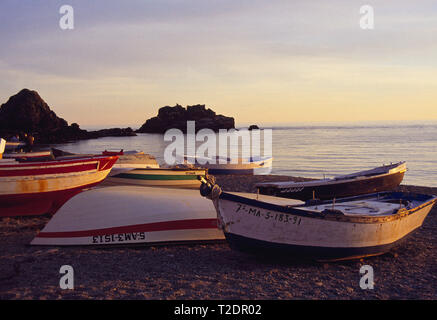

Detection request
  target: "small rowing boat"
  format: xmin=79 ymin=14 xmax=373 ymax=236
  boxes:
xmin=102 ymin=150 xmax=160 ymax=176
xmin=106 ymin=167 xmax=207 ymax=189
xmin=183 ymin=155 xmax=273 ymax=175
xmin=31 ymin=186 xmax=225 ymax=246
xmin=199 ymin=176 xmax=437 ymax=261
xmin=256 ymin=162 xmax=407 ymax=201
xmin=0 ymin=143 xmax=118 ymax=217
xmin=52 ymin=148 xmax=160 ymax=176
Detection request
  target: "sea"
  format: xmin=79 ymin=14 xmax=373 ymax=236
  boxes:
xmin=54 ymin=122 xmax=437 ymax=187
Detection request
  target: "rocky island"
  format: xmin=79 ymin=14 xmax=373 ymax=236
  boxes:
xmin=137 ymin=104 xmax=235 ymax=133
xmin=0 ymin=89 xmax=136 ymax=144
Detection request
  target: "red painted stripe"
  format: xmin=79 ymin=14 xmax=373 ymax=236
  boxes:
xmin=36 ymin=219 xmax=219 ymax=238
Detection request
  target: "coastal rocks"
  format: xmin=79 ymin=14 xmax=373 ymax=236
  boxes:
xmin=89 ymin=127 xmax=137 ymax=138
xmin=0 ymin=89 xmax=69 ymax=136
xmin=137 ymin=104 xmax=235 ymax=133
xmin=0 ymin=89 xmax=136 ymax=144
xmin=248 ymin=125 xmax=259 ymax=130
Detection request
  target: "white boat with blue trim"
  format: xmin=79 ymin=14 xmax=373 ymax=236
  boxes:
xmin=199 ymin=176 xmax=437 ymax=261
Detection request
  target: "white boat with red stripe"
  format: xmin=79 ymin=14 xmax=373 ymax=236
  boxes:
xmin=0 ymin=139 xmax=118 ymax=217
xmin=31 ymin=186 xmax=225 ymax=246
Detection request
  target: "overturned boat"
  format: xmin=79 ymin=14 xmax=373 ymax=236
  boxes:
xmin=31 ymin=186 xmax=225 ymax=246
xmin=199 ymin=176 xmax=437 ymax=261
xmin=256 ymin=162 xmax=407 ymax=201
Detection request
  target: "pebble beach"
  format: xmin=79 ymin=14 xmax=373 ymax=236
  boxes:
xmin=0 ymin=175 xmax=436 ymax=300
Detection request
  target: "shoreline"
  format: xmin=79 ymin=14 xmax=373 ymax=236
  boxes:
xmin=0 ymin=174 xmax=436 ymax=300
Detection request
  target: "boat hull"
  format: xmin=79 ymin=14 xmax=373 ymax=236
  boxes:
xmin=106 ymin=168 xmax=207 ymax=189
xmin=31 ymin=186 xmax=224 ymax=246
xmin=203 ymin=158 xmax=273 ymax=175
xmin=214 ymin=192 xmax=436 ymax=261
xmin=0 ymin=182 xmax=102 ymax=217
xmin=258 ymin=170 xmax=405 ymax=201
xmin=184 ymin=155 xmax=273 ymax=175
xmin=0 ymin=156 xmax=118 ymax=217
xmin=224 ymin=232 xmax=413 ymax=261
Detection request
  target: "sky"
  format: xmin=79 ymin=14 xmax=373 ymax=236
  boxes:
xmin=0 ymin=0 xmax=436 ymax=128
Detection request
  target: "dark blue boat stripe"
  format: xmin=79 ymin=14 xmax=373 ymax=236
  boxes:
xmin=225 ymin=230 xmax=418 ymax=260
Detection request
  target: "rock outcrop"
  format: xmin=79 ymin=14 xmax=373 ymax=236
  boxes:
xmin=248 ymin=125 xmax=260 ymax=130
xmin=0 ymin=89 xmax=136 ymax=144
xmin=137 ymin=104 xmax=235 ymax=133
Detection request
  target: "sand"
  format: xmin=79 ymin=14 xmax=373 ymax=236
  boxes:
xmin=0 ymin=175 xmax=436 ymax=300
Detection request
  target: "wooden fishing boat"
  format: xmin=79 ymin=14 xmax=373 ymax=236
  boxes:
xmin=3 ymin=150 xmax=53 ymax=161
xmin=4 ymin=141 xmax=26 ymax=151
xmin=103 ymin=150 xmax=160 ymax=176
xmin=0 ymin=154 xmax=118 ymax=217
xmin=31 ymin=186 xmax=225 ymax=246
xmin=106 ymin=167 xmax=207 ymax=189
xmin=183 ymin=155 xmax=273 ymax=175
xmin=52 ymin=148 xmax=160 ymax=176
xmin=199 ymin=176 xmax=437 ymax=261
xmin=256 ymin=162 xmax=407 ymax=201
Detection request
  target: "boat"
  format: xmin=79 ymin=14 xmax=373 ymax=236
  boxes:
xmin=0 ymin=150 xmax=118 ymax=217
xmin=102 ymin=150 xmax=160 ymax=176
xmin=105 ymin=167 xmax=208 ymax=189
xmin=52 ymin=148 xmax=160 ymax=176
xmin=31 ymin=186 xmax=225 ymax=246
xmin=4 ymin=141 xmax=26 ymax=151
xmin=183 ymin=155 xmax=273 ymax=175
xmin=256 ymin=162 xmax=407 ymax=201
xmin=199 ymin=176 xmax=437 ymax=261
xmin=2 ymin=150 xmax=53 ymax=161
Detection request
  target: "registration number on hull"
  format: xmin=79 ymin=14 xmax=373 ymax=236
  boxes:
xmin=92 ymin=232 xmax=146 ymax=244
xmin=235 ymin=203 xmax=302 ymax=225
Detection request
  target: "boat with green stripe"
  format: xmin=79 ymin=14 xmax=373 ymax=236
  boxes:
xmin=105 ymin=168 xmax=207 ymax=189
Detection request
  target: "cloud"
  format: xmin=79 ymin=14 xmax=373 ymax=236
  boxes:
xmin=1 ymin=0 xmax=437 ymax=125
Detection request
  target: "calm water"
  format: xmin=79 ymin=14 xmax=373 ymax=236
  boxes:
xmin=55 ymin=123 xmax=437 ymax=187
